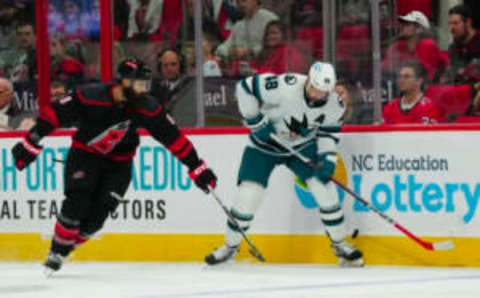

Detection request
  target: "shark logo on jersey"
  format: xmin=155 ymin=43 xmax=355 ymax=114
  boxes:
xmin=284 ymin=75 xmax=297 ymax=85
xmin=315 ymin=114 xmax=325 ymax=124
xmin=284 ymin=114 xmax=312 ymax=137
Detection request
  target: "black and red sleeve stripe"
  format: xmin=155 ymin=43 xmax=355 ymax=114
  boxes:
xmin=166 ymin=133 xmax=201 ymax=170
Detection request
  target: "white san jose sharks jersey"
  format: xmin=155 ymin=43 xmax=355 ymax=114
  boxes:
xmin=236 ymin=73 xmax=345 ymax=155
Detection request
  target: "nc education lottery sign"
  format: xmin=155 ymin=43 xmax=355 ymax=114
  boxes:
xmin=337 ymin=131 xmax=480 ymax=237
xmin=0 ymin=131 xmax=479 ymax=237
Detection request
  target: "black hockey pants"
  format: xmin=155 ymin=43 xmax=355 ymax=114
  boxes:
xmin=60 ymin=148 xmax=132 ymax=236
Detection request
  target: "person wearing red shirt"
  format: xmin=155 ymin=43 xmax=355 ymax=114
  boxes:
xmin=50 ymin=34 xmax=84 ymax=83
xmin=443 ymin=4 xmax=480 ymax=84
xmin=383 ymin=61 xmax=443 ymax=124
xmin=382 ymin=11 xmax=449 ymax=83
xmin=251 ymin=20 xmax=309 ymax=75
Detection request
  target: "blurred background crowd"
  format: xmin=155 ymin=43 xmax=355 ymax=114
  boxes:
xmin=1 ymin=0 xmax=480 ymax=129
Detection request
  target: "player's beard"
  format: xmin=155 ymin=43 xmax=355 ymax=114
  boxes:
xmin=453 ymin=26 xmax=469 ymax=45
xmin=123 ymin=87 xmax=145 ymax=101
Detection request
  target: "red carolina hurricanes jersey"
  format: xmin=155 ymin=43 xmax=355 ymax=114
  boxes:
xmin=382 ymin=96 xmax=443 ymax=124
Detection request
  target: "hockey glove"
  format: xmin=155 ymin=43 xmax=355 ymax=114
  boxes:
xmin=189 ymin=161 xmax=217 ymax=193
xmin=315 ymin=152 xmax=337 ymax=184
xmin=245 ymin=113 xmax=275 ymax=143
xmin=11 ymin=134 xmax=43 ymax=170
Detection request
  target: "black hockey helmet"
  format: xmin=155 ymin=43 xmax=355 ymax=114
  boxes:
xmin=117 ymin=57 xmax=152 ymax=80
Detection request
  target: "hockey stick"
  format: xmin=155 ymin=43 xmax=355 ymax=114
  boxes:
xmin=269 ymin=133 xmax=454 ymax=251
xmin=210 ymin=189 xmax=266 ymax=262
xmin=56 ymin=157 xmax=266 ymax=258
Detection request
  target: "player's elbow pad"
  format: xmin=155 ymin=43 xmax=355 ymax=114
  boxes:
xmin=316 ymin=135 xmax=338 ymax=154
xmin=244 ymin=113 xmax=268 ymax=131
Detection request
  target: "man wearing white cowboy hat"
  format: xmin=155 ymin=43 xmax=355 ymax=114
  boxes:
xmin=382 ymin=10 xmax=449 ymax=83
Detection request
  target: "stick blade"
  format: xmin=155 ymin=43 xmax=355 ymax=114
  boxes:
xmin=249 ymin=249 xmax=266 ymax=262
xmin=433 ymin=240 xmax=455 ymax=250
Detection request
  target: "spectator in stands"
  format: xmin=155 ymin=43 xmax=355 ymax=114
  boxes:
xmin=0 ymin=77 xmax=13 ymax=130
xmin=382 ymin=61 xmax=443 ymax=124
xmin=151 ymin=50 xmax=197 ymax=126
xmin=209 ymin=0 xmax=243 ymax=40
xmin=50 ymin=80 xmax=67 ymax=102
xmin=338 ymin=0 xmax=369 ymax=26
xmin=127 ymin=0 xmax=163 ymax=40
xmin=50 ymin=34 xmax=85 ymax=84
xmin=0 ymin=1 xmax=17 ymax=52
xmin=261 ymin=0 xmax=295 ymax=23
xmin=251 ymin=20 xmax=309 ymax=75
xmin=0 ymin=22 xmax=36 ymax=83
xmin=443 ymin=4 xmax=480 ymax=85
xmin=185 ymin=38 xmax=223 ymax=77
xmin=335 ymin=79 xmax=373 ymax=125
xmin=290 ymin=0 xmax=321 ymax=28
xmin=125 ymin=0 xmax=167 ymax=71
xmin=382 ymin=10 xmax=448 ymax=83
xmin=151 ymin=49 xmax=191 ymax=109
xmin=216 ymin=0 xmax=278 ymax=63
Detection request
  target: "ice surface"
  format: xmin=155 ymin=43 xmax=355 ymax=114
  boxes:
xmin=1 ymin=262 xmax=479 ymax=298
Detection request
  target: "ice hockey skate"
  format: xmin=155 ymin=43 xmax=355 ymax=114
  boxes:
xmin=331 ymin=240 xmax=364 ymax=267
xmin=43 ymin=252 xmax=65 ymax=277
xmin=205 ymin=244 xmax=239 ymax=265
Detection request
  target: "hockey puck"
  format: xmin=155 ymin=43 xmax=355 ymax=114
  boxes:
xmin=351 ymin=229 xmax=359 ymax=239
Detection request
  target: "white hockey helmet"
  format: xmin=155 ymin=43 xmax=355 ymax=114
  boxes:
xmin=307 ymin=62 xmax=336 ymax=93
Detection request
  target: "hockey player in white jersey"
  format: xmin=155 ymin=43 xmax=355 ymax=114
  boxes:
xmin=205 ymin=62 xmax=363 ymax=267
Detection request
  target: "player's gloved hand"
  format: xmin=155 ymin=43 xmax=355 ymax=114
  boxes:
xmin=245 ymin=113 xmax=275 ymax=143
xmin=11 ymin=134 xmax=43 ymax=170
xmin=189 ymin=161 xmax=217 ymax=193
xmin=315 ymin=152 xmax=337 ymax=184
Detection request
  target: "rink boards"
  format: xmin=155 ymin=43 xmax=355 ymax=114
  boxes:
xmin=1 ymin=128 xmax=480 ymax=266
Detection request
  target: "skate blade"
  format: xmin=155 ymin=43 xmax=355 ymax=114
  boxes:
xmin=205 ymin=255 xmax=237 ymax=266
xmin=339 ymin=257 xmax=364 ymax=267
xmin=433 ymin=240 xmax=454 ymax=250
xmin=43 ymin=266 xmax=56 ymax=278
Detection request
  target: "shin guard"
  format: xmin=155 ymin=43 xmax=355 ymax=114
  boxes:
xmin=225 ymin=181 xmax=264 ymax=247
xmin=307 ymin=179 xmax=347 ymax=242
xmin=51 ymin=214 xmax=80 ymax=257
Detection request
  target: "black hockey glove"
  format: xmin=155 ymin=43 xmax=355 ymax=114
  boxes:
xmin=11 ymin=134 xmax=43 ymax=170
xmin=189 ymin=161 xmax=217 ymax=193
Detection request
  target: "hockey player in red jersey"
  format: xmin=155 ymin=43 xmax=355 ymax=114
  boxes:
xmin=11 ymin=58 xmax=217 ymax=276
xmin=382 ymin=60 xmax=444 ymax=124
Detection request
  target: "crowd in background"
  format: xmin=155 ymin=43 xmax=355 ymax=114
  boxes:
xmin=1 ymin=0 xmax=480 ymax=129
